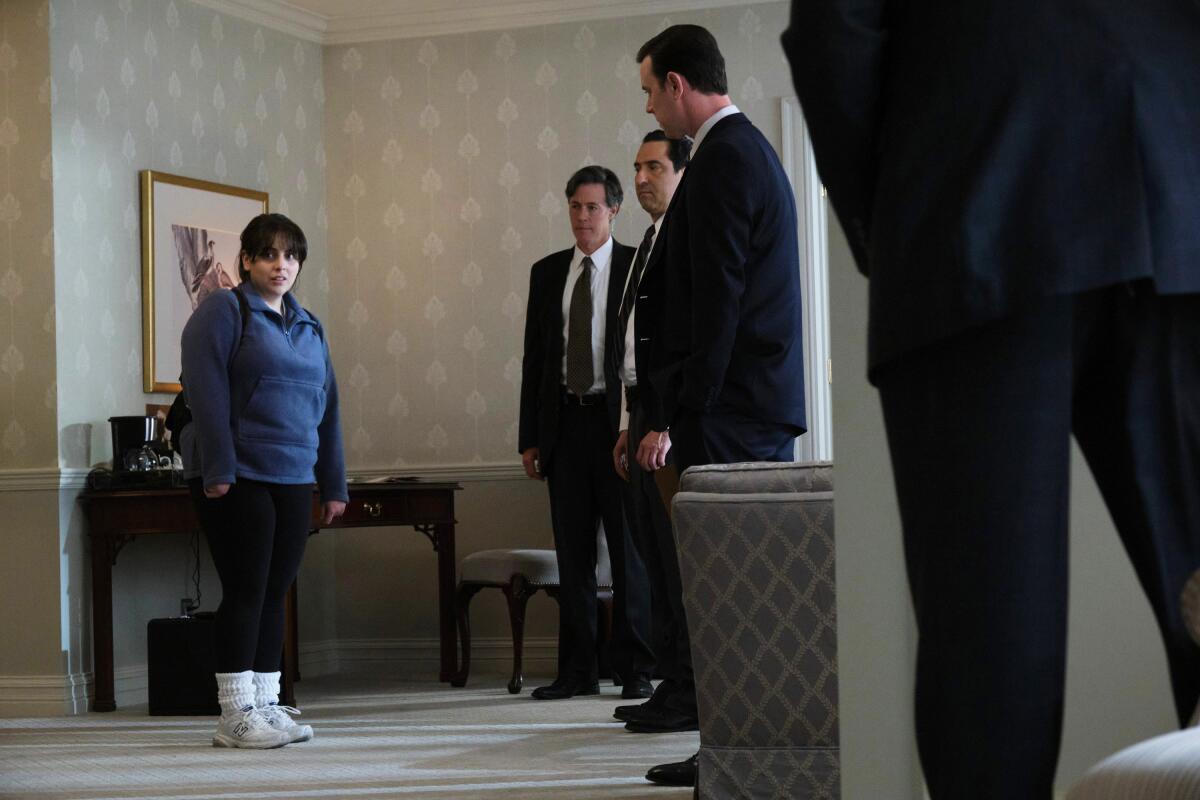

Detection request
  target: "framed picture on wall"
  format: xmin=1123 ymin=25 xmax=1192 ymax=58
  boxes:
xmin=140 ymin=170 xmax=268 ymax=393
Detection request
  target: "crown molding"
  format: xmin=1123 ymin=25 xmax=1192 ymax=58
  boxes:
xmin=191 ymin=0 xmax=752 ymax=46
xmin=188 ymin=0 xmax=328 ymax=44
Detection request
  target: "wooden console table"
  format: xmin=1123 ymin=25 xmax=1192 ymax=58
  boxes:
xmin=81 ymin=481 xmax=462 ymax=712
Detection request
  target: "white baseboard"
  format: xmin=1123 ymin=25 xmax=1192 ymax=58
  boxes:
xmin=0 ymin=674 xmax=79 ymax=716
xmin=331 ymin=635 xmax=557 ymax=677
xmin=297 ymin=638 xmax=341 ymax=678
xmin=0 ymin=636 xmax=559 ymax=716
xmin=0 ymin=669 xmax=108 ymax=716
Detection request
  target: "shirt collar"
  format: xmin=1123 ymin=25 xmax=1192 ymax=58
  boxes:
xmin=693 ymin=104 xmax=740 ymax=152
xmin=573 ymin=235 xmax=613 ymax=272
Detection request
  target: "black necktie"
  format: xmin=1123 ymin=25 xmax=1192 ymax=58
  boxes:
xmin=566 ymin=256 xmax=595 ymax=396
xmin=616 ymin=224 xmax=656 ymax=368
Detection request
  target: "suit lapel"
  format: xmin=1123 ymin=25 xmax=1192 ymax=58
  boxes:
xmin=604 ymin=241 xmax=633 ymax=382
xmin=607 ymin=240 xmax=631 ymax=327
xmin=546 ymin=250 xmax=571 ymax=360
xmin=642 ymin=220 xmax=667 ymax=285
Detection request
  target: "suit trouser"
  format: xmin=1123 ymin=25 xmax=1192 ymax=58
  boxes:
xmin=627 ymin=394 xmax=692 ymax=710
xmin=876 ymin=283 xmax=1200 ymax=800
xmin=546 ymin=400 xmax=655 ymax=682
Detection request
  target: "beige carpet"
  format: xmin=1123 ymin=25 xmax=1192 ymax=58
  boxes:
xmin=0 ymin=676 xmax=698 ymax=800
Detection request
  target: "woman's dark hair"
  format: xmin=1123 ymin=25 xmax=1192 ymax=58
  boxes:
xmin=237 ymin=213 xmax=308 ymax=282
xmin=636 ymin=24 xmax=728 ymax=96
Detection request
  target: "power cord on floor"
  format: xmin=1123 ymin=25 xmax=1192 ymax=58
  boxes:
xmin=180 ymin=530 xmax=203 ymax=617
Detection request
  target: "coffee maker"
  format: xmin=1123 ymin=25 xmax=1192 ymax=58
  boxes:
xmin=109 ymin=415 xmax=171 ymax=475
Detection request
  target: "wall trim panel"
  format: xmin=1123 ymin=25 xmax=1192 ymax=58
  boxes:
xmin=0 ymin=637 xmax=556 ymax=715
xmin=0 ymin=463 xmax=527 ymax=494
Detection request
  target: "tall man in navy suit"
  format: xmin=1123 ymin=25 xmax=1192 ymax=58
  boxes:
xmin=633 ymin=25 xmax=808 ymax=788
xmin=785 ymin=2 xmax=1200 ymax=797
xmin=519 ymin=166 xmax=655 ymax=702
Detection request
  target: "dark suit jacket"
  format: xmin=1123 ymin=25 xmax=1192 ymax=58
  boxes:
xmin=629 ymin=225 xmax=669 ymax=429
xmin=519 ymin=241 xmax=634 ymax=469
xmin=648 ymin=113 xmax=807 ymax=435
xmin=607 ymin=223 xmax=669 ymax=429
xmin=783 ymin=0 xmax=1200 ymax=375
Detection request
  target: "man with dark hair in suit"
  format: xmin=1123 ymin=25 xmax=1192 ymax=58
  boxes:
xmin=610 ymin=130 xmax=691 ymax=732
xmin=784 ymin=2 xmax=1200 ymax=797
xmin=633 ymin=24 xmax=808 ymax=788
xmin=518 ymin=165 xmax=655 ymax=703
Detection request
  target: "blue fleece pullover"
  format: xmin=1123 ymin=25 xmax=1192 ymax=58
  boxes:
xmin=179 ymin=284 xmax=348 ymax=503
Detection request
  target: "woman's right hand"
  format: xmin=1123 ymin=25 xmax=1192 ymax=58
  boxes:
xmin=204 ymin=482 xmax=231 ymax=498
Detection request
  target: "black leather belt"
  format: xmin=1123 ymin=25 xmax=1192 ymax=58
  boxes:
xmin=562 ymin=388 xmax=604 ymax=407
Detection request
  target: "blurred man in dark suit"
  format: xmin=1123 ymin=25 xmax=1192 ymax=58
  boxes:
xmin=785 ymin=2 xmax=1200 ymax=796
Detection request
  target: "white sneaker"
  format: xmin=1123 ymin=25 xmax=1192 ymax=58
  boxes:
xmin=259 ymin=704 xmax=314 ymax=743
xmin=212 ymin=707 xmax=293 ymax=749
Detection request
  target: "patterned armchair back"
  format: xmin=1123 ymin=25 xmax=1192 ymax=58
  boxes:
xmin=673 ymin=461 xmax=840 ymax=799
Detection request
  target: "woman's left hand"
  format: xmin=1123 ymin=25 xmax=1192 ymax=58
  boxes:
xmin=322 ymin=500 xmax=347 ymax=525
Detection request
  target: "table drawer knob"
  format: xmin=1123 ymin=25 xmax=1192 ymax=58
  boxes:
xmin=363 ymin=501 xmax=383 ymax=518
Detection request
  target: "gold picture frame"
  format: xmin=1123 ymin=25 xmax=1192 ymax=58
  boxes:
xmin=140 ymin=170 xmax=267 ymax=393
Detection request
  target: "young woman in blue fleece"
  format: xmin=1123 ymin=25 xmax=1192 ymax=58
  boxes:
xmin=180 ymin=213 xmax=347 ymax=749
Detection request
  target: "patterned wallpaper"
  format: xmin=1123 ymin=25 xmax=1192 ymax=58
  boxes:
xmin=0 ymin=1 xmax=55 ymax=470
xmin=48 ymin=0 xmax=328 ymax=468
xmin=21 ymin=0 xmax=792 ymax=473
xmin=323 ymin=2 xmax=791 ymax=468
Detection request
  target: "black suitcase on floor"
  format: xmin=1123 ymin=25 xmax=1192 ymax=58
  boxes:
xmin=147 ymin=613 xmax=221 ymax=715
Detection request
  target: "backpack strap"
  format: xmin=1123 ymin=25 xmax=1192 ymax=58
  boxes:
xmin=232 ymin=283 xmax=252 ymax=337
xmin=300 ymin=305 xmax=324 ymax=343
xmin=167 ymin=288 xmax=254 ymax=450
xmin=176 ymin=287 xmax=253 ymax=396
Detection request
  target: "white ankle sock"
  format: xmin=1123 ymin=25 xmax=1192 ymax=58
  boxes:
xmin=215 ymin=670 xmax=256 ymax=716
xmin=252 ymin=671 xmax=281 ymax=708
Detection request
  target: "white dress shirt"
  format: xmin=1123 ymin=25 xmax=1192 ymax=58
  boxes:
xmin=617 ymin=217 xmax=663 ymax=431
xmin=692 ymin=104 xmax=740 ymax=153
xmin=560 ymin=235 xmax=613 ymax=393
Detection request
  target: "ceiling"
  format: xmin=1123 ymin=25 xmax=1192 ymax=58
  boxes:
xmin=193 ymin=0 xmax=744 ymax=44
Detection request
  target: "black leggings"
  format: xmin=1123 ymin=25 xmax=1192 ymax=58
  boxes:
xmin=189 ymin=479 xmax=313 ymax=673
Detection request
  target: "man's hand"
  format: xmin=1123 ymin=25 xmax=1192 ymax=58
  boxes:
xmin=613 ymin=430 xmax=630 ymax=481
xmin=636 ymin=429 xmax=671 ymax=472
xmin=521 ymin=447 xmax=544 ymax=480
xmin=322 ymin=500 xmax=347 ymax=526
xmin=204 ymin=482 xmax=230 ymax=499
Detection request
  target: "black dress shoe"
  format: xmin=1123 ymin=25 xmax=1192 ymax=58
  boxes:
xmin=614 ymin=700 xmax=651 ymax=721
xmin=530 ymin=678 xmax=600 ymax=700
xmin=613 ymin=703 xmax=640 ymax=722
xmin=620 ymin=676 xmax=653 ymax=699
xmin=624 ymin=707 xmax=699 ymax=733
xmin=614 ymin=685 xmax=671 ymax=721
xmin=646 ymin=752 xmax=698 ymax=786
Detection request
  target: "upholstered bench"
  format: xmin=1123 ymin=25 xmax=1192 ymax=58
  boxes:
xmin=1066 ymin=567 xmax=1200 ymax=799
xmin=452 ymin=535 xmax=613 ymax=694
xmin=1067 ymin=727 xmax=1200 ymax=799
